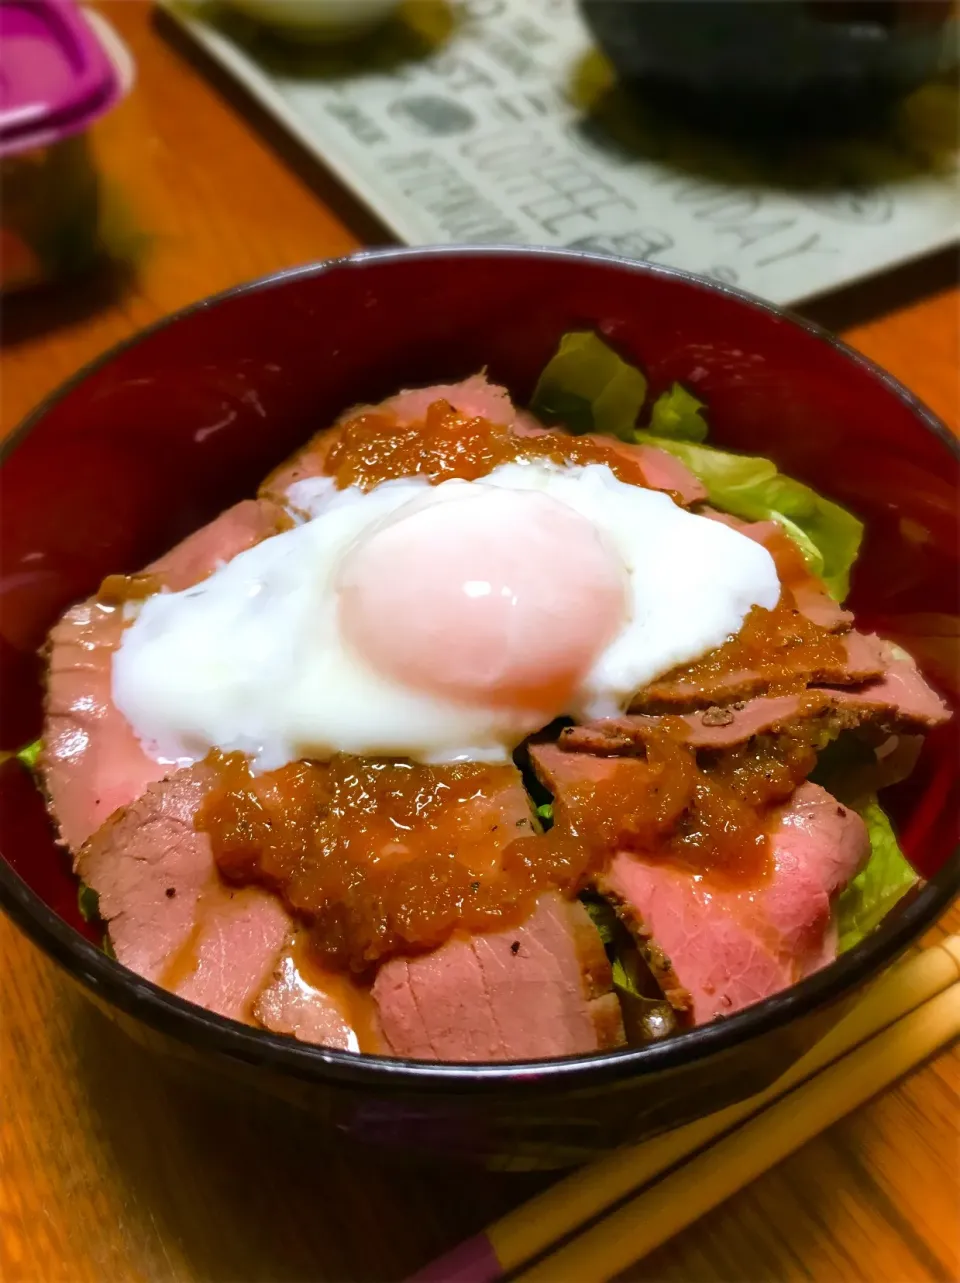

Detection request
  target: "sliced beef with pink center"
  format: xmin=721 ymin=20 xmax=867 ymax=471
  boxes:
xmin=567 ymin=639 xmax=950 ymax=754
xmin=254 ymin=940 xmax=374 ymax=1051
xmin=842 ymin=644 xmax=952 ymax=728
xmin=44 ymin=600 xmax=170 ymax=856
xmin=590 ymin=439 xmax=706 ymax=505
xmin=77 ymin=765 xmax=216 ymax=983
xmin=372 ymin=893 xmax=625 ymax=1062
xmin=172 ymin=886 xmax=291 ymax=1024
xmin=76 ymin=765 xmax=290 ymax=1022
xmin=42 ymin=499 xmax=290 ymax=852
xmin=146 ymin=498 xmax=290 ymax=590
xmin=261 ymin=372 xmax=707 ymax=507
xmin=260 ymin=373 xmax=519 ymax=500
xmin=603 ymin=782 xmax=869 ymax=1023
xmin=704 ymin=510 xmax=854 ymax=633
xmin=383 ymin=373 xmax=521 ymax=428
xmin=530 ymin=746 xmax=870 ymax=1024
xmin=633 ymin=629 xmax=888 ymax=712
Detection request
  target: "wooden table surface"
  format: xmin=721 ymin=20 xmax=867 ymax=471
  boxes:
xmin=1 ymin=4 xmax=958 ymax=1280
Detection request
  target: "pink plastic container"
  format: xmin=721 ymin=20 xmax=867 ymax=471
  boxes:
xmin=0 ymin=0 xmax=132 ymax=291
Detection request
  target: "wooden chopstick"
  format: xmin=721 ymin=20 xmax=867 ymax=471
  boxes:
xmin=516 ymin=977 xmax=960 ymax=1283
xmin=408 ymin=936 xmax=960 ymax=1283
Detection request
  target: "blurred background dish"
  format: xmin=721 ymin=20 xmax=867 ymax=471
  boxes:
xmin=579 ymin=0 xmax=959 ymax=136
xmin=0 ymin=0 xmax=133 ymax=292
xmin=218 ymin=0 xmax=403 ymax=41
xmin=160 ymin=0 xmax=960 ymax=307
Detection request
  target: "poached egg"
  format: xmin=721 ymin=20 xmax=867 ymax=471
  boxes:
xmin=112 ymin=461 xmax=779 ymax=769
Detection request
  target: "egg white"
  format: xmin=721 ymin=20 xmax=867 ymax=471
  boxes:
xmin=112 ymin=461 xmax=779 ymax=770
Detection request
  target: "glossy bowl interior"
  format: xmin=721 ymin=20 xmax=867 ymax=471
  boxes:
xmin=1 ymin=247 xmax=958 ymax=1166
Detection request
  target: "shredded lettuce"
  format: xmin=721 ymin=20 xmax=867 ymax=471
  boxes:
xmin=634 ymin=433 xmax=863 ymax=601
xmin=647 ymin=383 xmax=709 ymax=443
xmin=811 ymin=737 xmax=919 ymax=950
xmin=581 ymin=895 xmax=617 ymax=947
xmin=77 ymin=883 xmax=100 ymax=924
xmin=535 ymin=802 xmax=554 ymax=826
xmin=610 ymin=953 xmax=646 ymax=999
xmin=581 ymin=897 xmax=657 ymax=1000
xmin=581 ymin=896 xmax=677 ymax=1041
xmin=530 ymin=331 xmax=863 ymax=602
xmin=835 ymin=796 xmax=918 ymax=953
xmin=530 ymin=331 xmax=647 ymax=441
xmin=15 ymin=738 xmax=42 ymax=772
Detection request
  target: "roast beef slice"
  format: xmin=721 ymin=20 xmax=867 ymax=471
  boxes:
xmin=372 ymin=892 xmax=625 ymax=1062
xmin=260 ymin=373 xmax=707 ymax=507
xmin=77 ymin=765 xmax=289 ymax=1024
xmin=42 ymin=499 xmax=290 ymax=853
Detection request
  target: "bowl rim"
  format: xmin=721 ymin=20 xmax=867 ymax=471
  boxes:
xmin=1 ymin=242 xmax=958 ymax=1093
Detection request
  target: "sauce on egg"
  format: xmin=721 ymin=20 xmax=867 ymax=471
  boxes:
xmin=324 ymin=400 xmax=669 ymax=493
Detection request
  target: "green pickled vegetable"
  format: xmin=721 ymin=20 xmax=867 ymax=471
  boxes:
xmin=582 ymin=897 xmax=661 ymax=999
xmin=581 ymin=897 xmax=677 ymax=1041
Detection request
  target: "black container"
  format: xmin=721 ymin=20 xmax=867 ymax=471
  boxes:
xmin=579 ymin=0 xmax=958 ymax=136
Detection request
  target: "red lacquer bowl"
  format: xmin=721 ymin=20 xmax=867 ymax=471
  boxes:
xmin=1 ymin=247 xmax=957 ymax=1168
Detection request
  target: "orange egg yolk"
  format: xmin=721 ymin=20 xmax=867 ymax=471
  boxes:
xmin=337 ymin=487 xmax=627 ymax=712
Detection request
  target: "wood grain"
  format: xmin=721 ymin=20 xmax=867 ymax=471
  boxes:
xmin=1 ymin=4 xmax=958 ymax=1280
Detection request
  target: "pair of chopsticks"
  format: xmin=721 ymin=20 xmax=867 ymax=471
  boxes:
xmin=410 ymin=935 xmax=960 ymax=1283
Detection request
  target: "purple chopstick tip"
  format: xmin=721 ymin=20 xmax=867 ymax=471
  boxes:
xmin=406 ymin=1232 xmax=503 ymax=1283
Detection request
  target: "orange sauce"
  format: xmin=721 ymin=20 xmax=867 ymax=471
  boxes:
xmin=512 ymin=719 xmax=822 ymax=892
xmin=158 ymin=911 xmax=206 ymax=992
xmin=323 ymin=400 xmax=657 ymax=491
xmin=648 ymin=595 xmax=846 ymax=701
xmin=191 ymin=402 xmax=842 ymax=964
xmin=281 ymin=934 xmax=385 ymax=1053
xmin=97 ymin=571 xmax=165 ymax=606
xmin=197 ymin=753 xmax=552 ymax=973
xmin=198 ymin=712 xmax=826 ymax=969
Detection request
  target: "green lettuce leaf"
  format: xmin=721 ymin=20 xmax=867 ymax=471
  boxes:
xmin=835 ymin=796 xmax=918 ymax=953
xmin=581 ymin=895 xmax=617 ymax=947
xmin=530 ymin=331 xmax=647 ymax=441
xmin=647 ymin=383 xmax=709 ymax=442
xmin=529 ymin=329 xmax=863 ymax=602
xmin=535 ymin=802 xmax=554 ymax=826
xmin=15 ymin=738 xmax=42 ymax=772
xmin=581 ymin=897 xmax=678 ymax=1041
xmin=809 ymin=731 xmax=877 ymax=798
xmin=611 ymin=953 xmax=645 ymax=998
xmin=632 ymin=432 xmax=863 ymax=601
xmin=77 ymin=883 xmax=100 ymax=924
xmin=581 ymin=897 xmax=663 ymax=997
